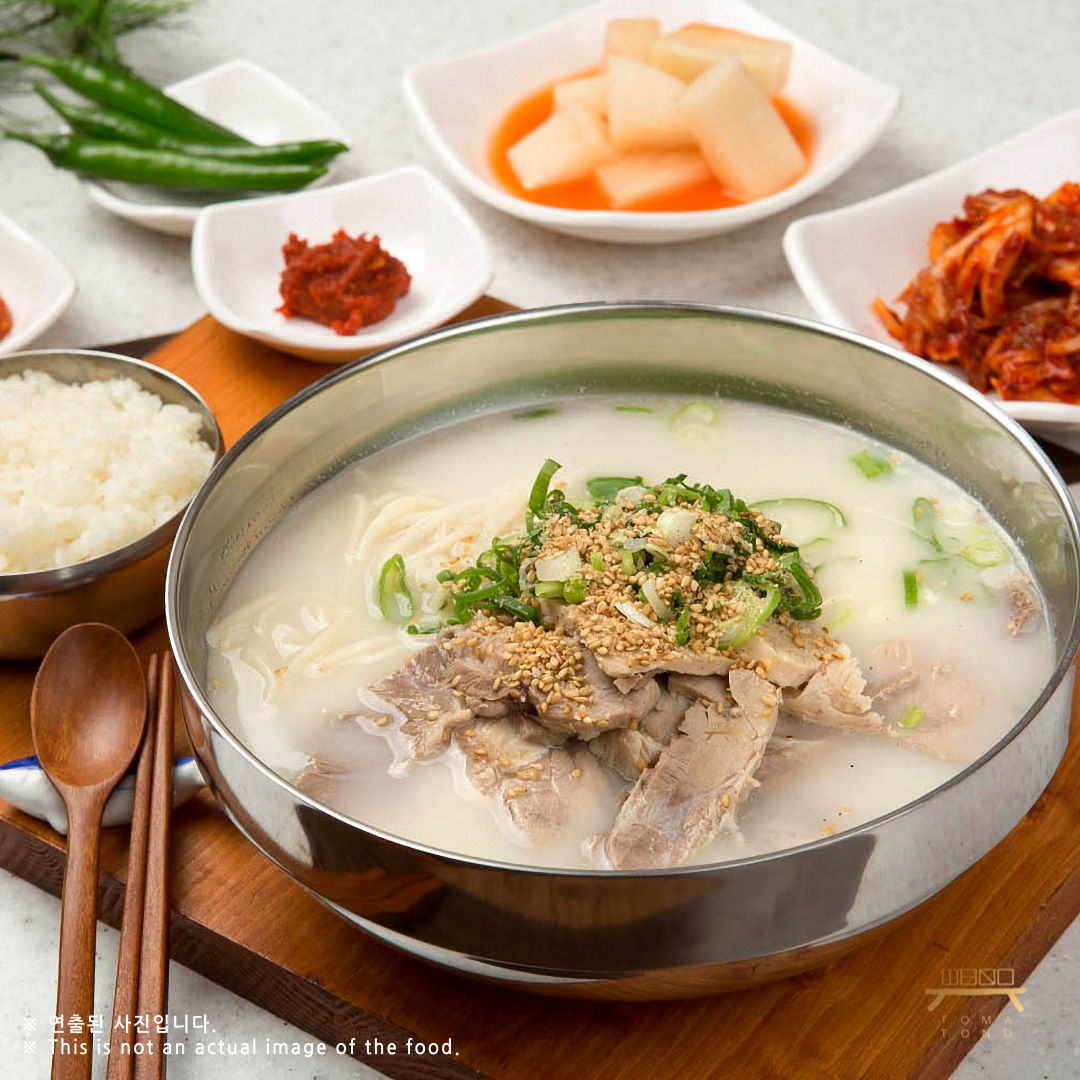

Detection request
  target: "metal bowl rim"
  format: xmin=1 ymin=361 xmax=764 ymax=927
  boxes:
xmin=0 ymin=347 xmax=224 ymax=596
xmin=165 ymin=300 xmax=1080 ymax=879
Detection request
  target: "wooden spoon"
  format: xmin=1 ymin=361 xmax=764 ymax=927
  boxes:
xmin=31 ymin=624 xmax=148 ymax=1080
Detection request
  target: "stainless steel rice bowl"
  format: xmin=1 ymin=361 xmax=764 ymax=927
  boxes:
xmin=166 ymin=304 xmax=1080 ymax=998
xmin=0 ymin=349 xmax=222 ymax=660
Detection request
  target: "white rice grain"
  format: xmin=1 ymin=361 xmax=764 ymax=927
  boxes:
xmin=0 ymin=371 xmax=215 ymax=574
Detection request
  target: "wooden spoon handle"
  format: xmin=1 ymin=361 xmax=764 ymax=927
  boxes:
xmin=52 ymin=796 xmax=104 ymax=1080
xmin=107 ymin=655 xmax=160 ymax=1080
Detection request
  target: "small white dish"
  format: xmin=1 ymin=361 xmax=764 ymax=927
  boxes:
xmin=403 ymin=0 xmax=900 ymax=245
xmin=84 ymin=59 xmax=352 ymax=238
xmin=0 ymin=213 xmax=76 ymax=354
xmin=191 ymin=166 xmax=494 ymax=364
xmin=784 ymin=110 xmax=1080 ymax=452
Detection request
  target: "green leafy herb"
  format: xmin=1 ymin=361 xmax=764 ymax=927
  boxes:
xmin=851 ymin=450 xmax=893 ymax=479
xmin=586 ymin=475 xmax=642 ymax=504
xmin=0 ymin=0 xmax=196 ymax=72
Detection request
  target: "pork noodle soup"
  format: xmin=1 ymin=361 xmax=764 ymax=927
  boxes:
xmin=205 ymin=397 xmax=1053 ymax=869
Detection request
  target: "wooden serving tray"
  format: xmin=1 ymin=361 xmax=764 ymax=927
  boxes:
xmin=2 ymin=307 xmax=1079 ymax=1080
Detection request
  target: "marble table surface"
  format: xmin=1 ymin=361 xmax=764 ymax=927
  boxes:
xmin=2 ymin=0 xmax=1079 ymax=1075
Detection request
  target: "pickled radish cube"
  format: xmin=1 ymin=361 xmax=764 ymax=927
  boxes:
xmin=649 ymin=23 xmax=792 ymax=95
xmin=606 ymin=56 xmax=695 ymax=150
xmin=678 ymin=57 xmax=805 ymax=200
xmin=506 ymin=103 xmax=614 ymax=190
xmin=553 ymin=74 xmax=608 ymax=115
xmin=603 ymin=18 xmax=661 ymax=63
xmin=596 ymin=149 xmax=712 ymax=207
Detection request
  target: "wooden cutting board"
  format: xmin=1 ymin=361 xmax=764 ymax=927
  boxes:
xmin=1 ymin=307 xmax=1078 ymax=1080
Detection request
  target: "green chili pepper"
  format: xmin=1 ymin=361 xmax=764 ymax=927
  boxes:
xmin=34 ymin=84 xmax=347 ymax=165
xmin=21 ymin=53 xmax=249 ymax=145
xmin=7 ymin=132 xmax=326 ymax=191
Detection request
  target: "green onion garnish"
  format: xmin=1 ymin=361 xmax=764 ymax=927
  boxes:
xmin=903 ymin=568 xmax=919 ymax=607
xmin=534 ymin=581 xmax=563 ymax=599
xmin=586 ymin=476 xmax=642 ymax=504
xmin=377 ymin=554 xmax=414 ymax=623
xmin=513 ymin=407 xmax=558 ymax=420
xmin=852 ymin=450 xmax=893 ymax=479
xmin=958 ymin=528 xmax=1008 ymax=568
xmin=562 ymin=576 xmax=587 ymax=605
xmin=615 ymin=405 xmax=652 ymax=413
xmin=675 ymin=608 xmax=691 ymax=646
xmin=912 ymin=497 xmax=940 ymax=549
xmin=589 ymin=551 xmax=605 ymax=572
xmin=899 ymin=704 xmax=925 ymax=728
xmin=620 ymin=549 xmax=636 ymax=578
xmin=527 ymin=458 xmax=561 ymax=529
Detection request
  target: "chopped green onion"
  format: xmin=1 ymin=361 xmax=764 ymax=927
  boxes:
xmin=513 ymin=407 xmax=557 ymax=420
xmin=620 ymin=550 xmax=636 ymax=577
xmin=488 ymin=595 xmax=541 ymax=623
xmin=589 ymin=551 xmax=605 ymax=572
xmin=752 ymin=497 xmax=847 ymax=527
xmin=527 ymin=458 xmax=561 ymax=528
xmin=714 ymin=583 xmax=780 ymax=648
xmin=377 ymin=554 xmax=414 ymax=623
xmin=587 ymin=475 xmax=643 ymax=504
xmin=641 ymin=577 xmax=673 ymax=621
xmin=903 ymin=568 xmax=919 ymax=607
xmin=750 ymin=497 xmax=847 ymax=547
xmin=899 ymin=704 xmax=925 ymax=728
xmin=615 ymin=405 xmax=652 ymax=413
xmin=958 ymin=529 xmax=1008 ymax=568
xmin=851 ymin=450 xmax=893 ymax=479
xmin=562 ymin=576 xmax=587 ymax=604
xmin=912 ymin=497 xmax=940 ymax=549
xmin=675 ymin=608 xmax=691 ymax=646
xmin=672 ymin=400 xmax=718 ymax=443
xmin=534 ymin=580 xmax=563 ymax=599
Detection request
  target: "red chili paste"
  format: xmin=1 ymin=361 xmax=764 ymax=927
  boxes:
xmin=277 ymin=230 xmax=411 ymax=335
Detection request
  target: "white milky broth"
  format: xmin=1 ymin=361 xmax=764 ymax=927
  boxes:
xmin=205 ymin=397 xmax=1054 ymax=868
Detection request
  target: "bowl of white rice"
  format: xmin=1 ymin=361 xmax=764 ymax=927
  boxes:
xmin=0 ymin=349 xmax=222 ymax=660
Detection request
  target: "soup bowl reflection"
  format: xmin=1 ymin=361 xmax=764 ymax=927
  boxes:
xmin=166 ymin=303 xmax=1080 ymax=998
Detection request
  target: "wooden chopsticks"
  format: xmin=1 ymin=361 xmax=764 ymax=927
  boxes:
xmin=107 ymin=652 xmax=175 ymax=1080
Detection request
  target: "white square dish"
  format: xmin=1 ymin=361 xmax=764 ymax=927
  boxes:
xmin=191 ymin=166 xmax=493 ymax=364
xmin=404 ymin=0 xmax=900 ymax=245
xmin=0 ymin=213 xmax=76 ymax=354
xmin=784 ymin=110 xmax=1080 ymax=450
xmin=83 ymin=59 xmax=352 ymax=238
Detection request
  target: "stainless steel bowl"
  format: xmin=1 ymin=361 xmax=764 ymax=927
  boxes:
xmin=0 ymin=349 xmax=222 ymax=660
xmin=167 ymin=304 xmax=1080 ymax=998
